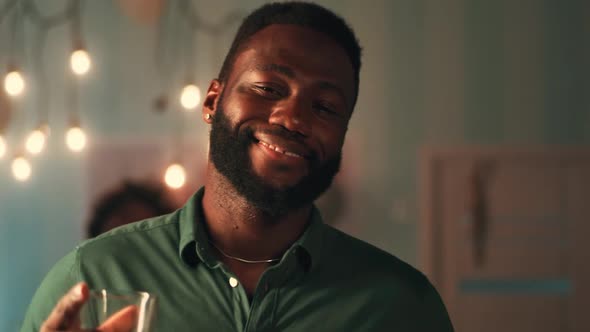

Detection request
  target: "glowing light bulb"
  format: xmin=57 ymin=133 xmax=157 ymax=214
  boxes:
xmin=66 ymin=126 xmax=87 ymax=152
xmin=12 ymin=156 xmax=32 ymax=181
xmin=25 ymin=129 xmax=47 ymax=155
xmin=164 ymin=163 xmax=186 ymax=189
xmin=0 ymin=135 xmax=6 ymax=158
xmin=4 ymin=70 xmax=25 ymax=96
xmin=180 ymin=84 xmax=201 ymax=110
xmin=70 ymin=49 xmax=92 ymax=75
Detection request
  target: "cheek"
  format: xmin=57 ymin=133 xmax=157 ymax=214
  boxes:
xmin=317 ymin=127 xmax=347 ymax=156
xmin=223 ymin=94 xmax=269 ymax=124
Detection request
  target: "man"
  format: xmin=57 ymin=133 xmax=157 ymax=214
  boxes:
xmin=22 ymin=2 xmax=454 ymax=331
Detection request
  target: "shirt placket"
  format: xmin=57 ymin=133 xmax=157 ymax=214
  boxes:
xmin=215 ymin=266 xmax=250 ymax=332
xmin=244 ymin=248 xmax=300 ymax=332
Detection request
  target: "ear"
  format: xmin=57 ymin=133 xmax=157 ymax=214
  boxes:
xmin=202 ymin=79 xmax=223 ymax=123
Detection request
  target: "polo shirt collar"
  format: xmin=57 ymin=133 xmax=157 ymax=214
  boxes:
xmin=178 ymin=187 xmax=326 ymax=272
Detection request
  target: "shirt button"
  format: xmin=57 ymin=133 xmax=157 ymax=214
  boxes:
xmin=229 ymin=277 xmax=239 ymax=288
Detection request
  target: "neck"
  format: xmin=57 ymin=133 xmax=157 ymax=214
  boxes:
xmin=201 ymin=164 xmax=312 ymax=261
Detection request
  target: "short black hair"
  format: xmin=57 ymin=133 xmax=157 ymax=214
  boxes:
xmin=86 ymin=181 xmax=175 ymax=238
xmin=218 ymin=1 xmax=362 ymax=106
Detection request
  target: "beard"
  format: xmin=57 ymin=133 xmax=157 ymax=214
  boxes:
xmin=209 ymin=97 xmax=342 ymax=218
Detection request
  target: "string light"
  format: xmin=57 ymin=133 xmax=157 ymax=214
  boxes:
xmin=70 ymin=48 xmax=92 ymax=76
xmin=4 ymin=68 xmax=25 ymax=97
xmin=179 ymin=84 xmax=201 ymax=110
xmin=25 ymin=129 xmax=46 ymax=155
xmin=25 ymin=125 xmax=49 ymax=155
xmin=164 ymin=163 xmax=186 ymax=189
xmin=65 ymin=125 xmax=87 ymax=152
xmin=0 ymin=1 xmax=244 ymax=182
xmin=11 ymin=156 xmax=32 ymax=182
xmin=0 ymin=135 xmax=6 ymax=158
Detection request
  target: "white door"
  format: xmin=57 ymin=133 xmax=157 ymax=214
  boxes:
xmin=419 ymin=147 xmax=590 ymax=332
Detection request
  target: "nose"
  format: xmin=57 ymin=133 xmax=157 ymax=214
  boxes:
xmin=268 ymin=96 xmax=312 ymax=137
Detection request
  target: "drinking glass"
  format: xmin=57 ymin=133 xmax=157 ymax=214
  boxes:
xmin=79 ymin=289 xmax=156 ymax=332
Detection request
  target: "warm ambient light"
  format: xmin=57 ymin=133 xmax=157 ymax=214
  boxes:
xmin=12 ymin=156 xmax=32 ymax=181
xmin=65 ymin=126 xmax=87 ymax=152
xmin=164 ymin=163 xmax=186 ymax=189
xmin=180 ymin=84 xmax=201 ymax=110
xmin=4 ymin=70 xmax=25 ymax=96
xmin=25 ymin=129 xmax=48 ymax=155
xmin=70 ymin=49 xmax=92 ymax=75
xmin=0 ymin=135 xmax=6 ymax=158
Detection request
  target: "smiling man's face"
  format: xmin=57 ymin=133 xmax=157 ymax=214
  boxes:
xmin=208 ymin=24 xmax=355 ymax=216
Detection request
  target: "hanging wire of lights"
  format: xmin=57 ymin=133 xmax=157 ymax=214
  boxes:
xmin=3 ymin=4 xmax=25 ymax=98
xmin=177 ymin=0 xmax=199 ymax=112
xmin=3 ymin=0 xmax=31 ymax=181
xmin=0 ymin=0 xmax=89 ymax=182
xmin=156 ymin=0 xmax=244 ymax=189
xmin=0 ymin=0 xmax=244 ymax=184
xmin=158 ymin=1 xmax=187 ymax=189
xmin=3 ymin=0 xmax=25 ymax=98
xmin=65 ymin=75 xmax=86 ymax=153
xmin=69 ymin=0 xmax=91 ymax=76
xmin=24 ymin=28 xmax=49 ymax=156
xmin=65 ymin=0 xmax=88 ymax=153
xmin=0 ymin=0 xmax=19 ymax=161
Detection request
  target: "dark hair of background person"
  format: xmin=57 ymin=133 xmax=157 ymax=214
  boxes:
xmin=217 ymin=1 xmax=362 ymax=106
xmin=87 ymin=181 xmax=177 ymax=238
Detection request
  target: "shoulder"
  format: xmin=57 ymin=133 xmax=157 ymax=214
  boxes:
xmin=73 ymin=210 xmax=186 ymax=289
xmin=20 ymin=250 xmax=80 ymax=331
xmin=77 ymin=210 xmax=180 ymax=257
xmin=21 ymin=211 xmax=183 ymax=331
xmin=321 ymin=225 xmax=432 ymax=296
xmin=317 ymin=226 xmax=454 ymax=329
xmin=69 ymin=210 xmax=183 ymax=280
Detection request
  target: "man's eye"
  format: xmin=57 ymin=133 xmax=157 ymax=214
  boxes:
xmin=314 ymin=102 xmax=339 ymax=116
xmin=254 ymin=85 xmax=282 ymax=97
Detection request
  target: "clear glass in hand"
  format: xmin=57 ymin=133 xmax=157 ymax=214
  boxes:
xmin=80 ymin=289 xmax=156 ymax=332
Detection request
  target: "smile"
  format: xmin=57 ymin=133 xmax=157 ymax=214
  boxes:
xmin=257 ymin=140 xmax=304 ymax=159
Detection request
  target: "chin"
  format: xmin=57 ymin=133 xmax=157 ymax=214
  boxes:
xmin=253 ymin=167 xmax=310 ymax=190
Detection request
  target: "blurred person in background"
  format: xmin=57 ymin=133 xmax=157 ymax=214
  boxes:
xmin=86 ymin=180 xmax=177 ymax=238
xmin=21 ymin=2 xmax=453 ymax=331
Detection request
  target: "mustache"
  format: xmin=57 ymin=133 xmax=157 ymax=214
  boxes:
xmin=249 ymin=126 xmax=304 ymax=141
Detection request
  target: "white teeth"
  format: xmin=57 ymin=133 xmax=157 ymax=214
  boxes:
xmin=258 ymin=140 xmax=302 ymax=158
xmin=285 ymin=151 xmax=302 ymax=158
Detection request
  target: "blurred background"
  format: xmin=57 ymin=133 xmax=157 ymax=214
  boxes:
xmin=0 ymin=0 xmax=588 ymax=331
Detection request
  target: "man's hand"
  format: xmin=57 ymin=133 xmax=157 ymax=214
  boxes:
xmin=40 ymin=282 xmax=138 ymax=332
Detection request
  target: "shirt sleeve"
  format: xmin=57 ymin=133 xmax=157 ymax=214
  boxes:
xmin=20 ymin=249 xmax=81 ymax=332
xmin=420 ymin=281 xmax=455 ymax=332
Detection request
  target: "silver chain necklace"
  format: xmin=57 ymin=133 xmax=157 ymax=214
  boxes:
xmin=208 ymin=241 xmax=281 ymax=264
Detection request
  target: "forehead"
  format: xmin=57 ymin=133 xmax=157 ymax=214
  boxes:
xmin=229 ymin=24 xmax=355 ymax=99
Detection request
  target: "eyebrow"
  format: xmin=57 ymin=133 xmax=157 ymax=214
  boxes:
xmin=316 ymin=81 xmax=348 ymax=106
xmin=254 ymin=63 xmax=295 ymax=78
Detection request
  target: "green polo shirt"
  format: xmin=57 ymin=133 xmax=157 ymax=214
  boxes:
xmin=21 ymin=188 xmax=453 ymax=331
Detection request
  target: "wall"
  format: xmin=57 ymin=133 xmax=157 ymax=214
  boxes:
xmin=0 ymin=0 xmax=588 ymax=330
